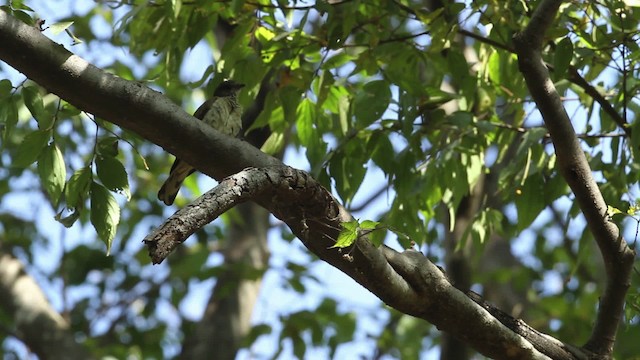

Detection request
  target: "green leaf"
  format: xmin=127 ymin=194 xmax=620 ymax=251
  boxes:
xmin=322 ymin=84 xmax=350 ymax=117
xmin=296 ymin=99 xmax=316 ymax=146
xmin=95 ymin=155 xmax=130 ymax=200
xmin=515 ymin=174 xmax=546 ymax=231
xmin=49 ymin=21 xmax=74 ymax=35
xmin=332 ymin=220 xmax=358 ymax=248
xmin=11 ymin=10 xmax=35 ymax=26
xmin=422 ymin=87 xmax=459 ymax=108
xmin=353 ymin=80 xmax=391 ymax=127
xmin=0 ymin=97 xmax=18 ymax=143
xmin=467 ymin=209 xmax=504 ymax=247
xmin=280 ymin=86 xmax=302 ymax=125
xmin=368 ymin=226 xmax=386 ymax=247
xmin=474 ymin=87 xmax=494 ymax=114
xmin=0 ymin=79 xmax=13 ymax=96
xmin=512 ymin=127 xmax=548 ymax=171
xmin=449 ymin=111 xmax=473 ymax=127
xmin=607 ymin=205 xmax=624 ymax=218
xmin=260 ymin=131 xmax=285 ymax=155
xmin=338 ymin=95 xmax=350 ymax=135
xmin=488 ymin=51 xmax=502 ymax=85
xmin=360 ymin=220 xmax=380 ymax=230
xmin=463 ymin=153 xmax=484 ymax=190
xmin=64 ymin=29 xmax=84 ymax=45
xmin=323 ymin=51 xmax=355 ymax=69
xmin=543 ymin=172 xmax=569 ymax=204
xmin=242 ymin=324 xmax=272 ymax=347
xmin=554 ymin=37 xmax=573 ymax=79
xmin=369 ymin=131 xmax=395 ymax=174
xmin=55 ymin=208 xmax=81 ymax=228
xmin=447 ymin=50 xmax=469 ymax=86
xmin=66 ymin=166 xmax=92 ymax=208
xmin=255 ymin=26 xmax=276 ymax=43
xmin=13 ymin=130 xmax=51 ymax=168
xmin=90 ymin=181 xmax=120 ymax=255
xmin=291 ymin=332 xmax=306 ymax=360
xmin=330 ymin=144 xmax=367 ymax=204
xmin=97 ymin=136 xmax=119 ymax=157
xmin=22 ymin=86 xmax=53 ymax=129
xmin=37 ymin=143 xmax=66 ymax=206
xmin=466 ymin=213 xmax=487 ymax=247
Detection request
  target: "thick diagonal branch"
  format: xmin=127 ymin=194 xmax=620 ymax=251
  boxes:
xmin=144 ymin=167 xmax=289 ymax=264
xmin=513 ymin=0 xmax=636 ymax=356
xmin=145 ymin=165 xmax=585 ymax=359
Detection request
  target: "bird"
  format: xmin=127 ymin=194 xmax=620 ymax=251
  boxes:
xmin=158 ymin=80 xmax=245 ymax=206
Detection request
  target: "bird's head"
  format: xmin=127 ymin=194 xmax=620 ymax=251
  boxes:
xmin=213 ymin=80 xmax=245 ymax=97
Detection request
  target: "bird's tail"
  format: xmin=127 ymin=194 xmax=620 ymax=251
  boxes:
xmin=158 ymin=160 xmax=194 ymax=205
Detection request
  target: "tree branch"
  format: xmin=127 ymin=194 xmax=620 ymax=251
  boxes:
xmin=0 ymin=252 xmax=95 ymax=360
xmin=455 ymin=30 xmax=630 ymax=137
xmin=0 ymin=10 xmax=604 ymax=359
xmin=145 ymin=165 xmax=588 ymax=359
xmin=566 ymin=66 xmax=629 ymax=136
xmin=144 ymin=167 xmax=289 ymax=264
xmin=513 ymin=0 xmax=636 ymax=356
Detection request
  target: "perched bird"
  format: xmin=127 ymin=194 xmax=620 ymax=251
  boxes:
xmin=158 ymin=80 xmax=245 ymax=206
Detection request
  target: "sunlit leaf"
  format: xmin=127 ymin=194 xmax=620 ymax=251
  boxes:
xmin=260 ymin=131 xmax=285 ymax=155
xmin=48 ymin=21 xmax=73 ymax=35
xmin=0 ymin=97 xmax=18 ymax=143
xmin=66 ymin=166 xmax=92 ymax=208
xmin=332 ymin=220 xmax=358 ymax=248
xmin=22 ymin=86 xmax=53 ymax=129
xmin=255 ymin=26 xmax=275 ymax=42
xmin=607 ymin=205 xmax=624 ymax=217
xmin=488 ymin=51 xmax=502 ymax=85
xmin=360 ymin=220 xmax=380 ymax=230
xmin=37 ymin=143 xmax=66 ymax=206
xmin=90 ymin=181 xmax=120 ymax=255
xmin=13 ymin=130 xmax=51 ymax=168
xmin=95 ymin=155 xmax=130 ymax=200
xmin=296 ymin=99 xmax=316 ymax=146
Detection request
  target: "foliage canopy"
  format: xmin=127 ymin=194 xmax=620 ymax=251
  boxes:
xmin=0 ymin=0 xmax=639 ymax=359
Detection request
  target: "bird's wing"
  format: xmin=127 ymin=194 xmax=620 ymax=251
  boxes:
xmin=193 ymin=97 xmax=215 ymax=120
xmin=165 ymin=98 xmax=217 ymax=175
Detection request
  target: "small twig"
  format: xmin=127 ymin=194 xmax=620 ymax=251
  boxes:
xmin=491 ymin=122 xmax=626 ymax=139
xmin=348 ymin=184 xmax=390 ymax=213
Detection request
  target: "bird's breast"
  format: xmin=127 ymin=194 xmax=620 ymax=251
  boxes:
xmin=202 ymin=98 xmax=242 ymax=136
